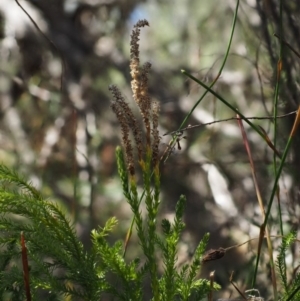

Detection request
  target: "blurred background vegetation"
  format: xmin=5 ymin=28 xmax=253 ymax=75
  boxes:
xmin=0 ymin=0 xmax=300 ymax=299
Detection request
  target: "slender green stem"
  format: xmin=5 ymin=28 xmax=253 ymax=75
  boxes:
xmin=143 ymin=150 xmax=160 ymax=301
xmin=274 ymin=0 xmax=284 ymax=238
xmin=164 ymin=0 xmax=240 ymax=162
xmin=252 ymin=134 xmax=294 ymax=291
xmin=269 ymin=2 xmax=283 ymax=300
xmin=252 ymin=2 xmax=283 ymax=298
xmin=181 ymin=70 xmax=264 ymax=138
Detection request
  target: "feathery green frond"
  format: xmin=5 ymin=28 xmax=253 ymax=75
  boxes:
xmin=276 ymin=231 xmax=296 ymax=293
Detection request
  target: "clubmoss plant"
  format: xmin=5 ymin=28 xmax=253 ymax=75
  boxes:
xmin=109 ymin=19 xmax=218 ymax=301
xmin=0 ymin=19 xmax=218 ymax=301
xmin=275 ymin=231 xmax=300 ymax=301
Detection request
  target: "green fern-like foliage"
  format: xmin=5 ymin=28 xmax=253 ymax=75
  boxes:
xmin=158 ymin=196 xmax=214 ymax=301
xmin=115 ymin=147 xmax=220 ymax=301
xmin=0 ymin=157 xmax=218 ymax=300
xmin=0 ymin=165 xmax=104 ymax=301
xmin=0 ymin=164 xmax=144 ymax=301
xmin=276 ymin=231 xmax=296 ymax=292
xmin=276 ymin=231 xmax=300 ymax=301
xmin=91 ymin=217 xmax=143 ymax=301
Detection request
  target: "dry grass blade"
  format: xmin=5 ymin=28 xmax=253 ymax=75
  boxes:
xmin=229 ymin=272 xmax=248 ymax=300
xmin=236 ymin=115 xmax=277 ymax=295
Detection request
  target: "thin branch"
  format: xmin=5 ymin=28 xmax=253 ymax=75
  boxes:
xmin=163 ymin=110 xmax=297 ymax=136
xmin=274 ymin=33 xmax=300 ymax=59
xmin=15 ymin=0 xmax=66 ymax=93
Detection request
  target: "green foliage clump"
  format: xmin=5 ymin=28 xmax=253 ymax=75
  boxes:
xmin=0 ymin=164 xmax=103 ymax=300
xmin=276 ymin=231 xmax=300 ymax=301
xmin=0 ymin=158 xmax=217 ymax=300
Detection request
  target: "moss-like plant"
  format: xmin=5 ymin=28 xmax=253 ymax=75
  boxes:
xmin=275 ymin=231 xmax=300 ymax=301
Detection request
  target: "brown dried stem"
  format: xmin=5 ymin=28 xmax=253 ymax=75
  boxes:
xmin=21 ymin=232 xmax=31 ymax=301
